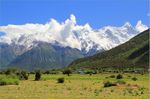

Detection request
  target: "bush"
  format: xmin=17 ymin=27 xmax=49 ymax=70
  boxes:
xmin=116 ymin=74 xmax=123 ymax=79
xmin=18 ymin=71 xmax=29 ymax=80
xmin=57 ymin=77 xmax=64 ymax=83
xmin=84 ymin=70 xmax=96 ymax=75
xmin=35 ymin=70 xmax=41 ymax=81
xmin=29 ymin=71 xmax=35 ymax=74
xmin=110 ymin=75 xmax=115 ymax=78
xmin=63 ymin=69 xmax=72 ymax=76
xmin=132 ymin=77 xmax=138 ymax=81
xmin=44 ymin=70 xmax=50 ymax=74
xmin=44 ymin=70 xmax=58 ymax=74
xmin=103 ymin=81 xmax=117 ymax=87
xmin=0 ymin=76 xmax=19 ymax=85
xmin=4 ymin=68 xmax=18 ymax=75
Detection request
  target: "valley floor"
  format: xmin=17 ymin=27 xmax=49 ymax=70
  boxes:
xmin=0 ymin=73 xmax=149 ymax=99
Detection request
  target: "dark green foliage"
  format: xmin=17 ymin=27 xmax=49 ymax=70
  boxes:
xmin=57 ymin=77 xmax=64 ymax=83
xmin=4 ymin=68 xmax=18 ymax=75
xmin=85 ymin=71 xmax=93 ymax=74
xmin=103 ymin=81 xmax=117 ymax=87
xmin=116 ymin=74 xmax=123 ymax=79
xmin=44 ymin=70 xmax=51 ymax=74
xmin=128 ymin=43 xmax=149 ymax=59
xmin=138 ymin=87 xmax=145 ymax=94
xmin=18 ymin=71 xmax=29 ymax=80
xmin=43 ymin=69 xmax=60 ymax=74
xmin=35 ymin=70 xmax=41 ymax=81
xmin=63 ymin=69 xmax=72 ymax=76
xmin=109 ymin=75 xmax=115 ymax=78
xmin=84 ymin=70 xmax=97 ymax=75
xmin=103 ymin=80 xmax=126 ymax=87
xmin=4 ymin=69 xmax=12 ymax=75
xmin=132 ymin=77 xmax=138 ymax=81
xmin=3 ymin=68 xmax=29 ymax=80
xmin=29 ymin=71 xmax=35 ymax=74
xmin=69 ymin=29 xmax=149 ymax=71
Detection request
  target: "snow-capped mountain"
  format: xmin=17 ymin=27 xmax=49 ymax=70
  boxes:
xmin=0 ymin=14 xmax=148 ymax=54
xmin=0 ymin=15 xmax=148 ymax=70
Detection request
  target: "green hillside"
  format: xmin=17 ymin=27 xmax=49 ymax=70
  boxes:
xmin=69 ymin=29 xmax=149 ymax=70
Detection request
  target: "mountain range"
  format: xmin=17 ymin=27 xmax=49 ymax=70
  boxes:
xmin=0 ymin=15 xmax=148 ymax=70
xmin=69 ymin=29 xmax=149 ymax=70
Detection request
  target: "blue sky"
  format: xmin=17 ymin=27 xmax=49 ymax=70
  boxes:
xmin=0 ymin=0 xmax=149 ymax=29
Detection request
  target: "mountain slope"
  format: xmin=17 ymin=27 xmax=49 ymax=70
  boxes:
xmin=8 ymin=42 xmax=84 ymax=71
xmin=0 ymin=44 xmax=16 ymax=68
xmin=0 ymin=43 xmax=29 ymax=69
xmin=69 ymin=29 xmax=149 ymax=70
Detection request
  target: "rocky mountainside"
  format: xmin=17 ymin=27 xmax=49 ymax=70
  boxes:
xmin=69 ymin=29 xmax=149 ymax=70
xmin=0 ymin=15 xmax=148 ymax=70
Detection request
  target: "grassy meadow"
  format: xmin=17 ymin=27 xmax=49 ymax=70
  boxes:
xmin=0 ymin=73 xmax=149 ymax=99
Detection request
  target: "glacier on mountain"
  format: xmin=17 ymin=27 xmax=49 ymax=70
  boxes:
xmin=0 ymin=14 xmax=148 ymax=53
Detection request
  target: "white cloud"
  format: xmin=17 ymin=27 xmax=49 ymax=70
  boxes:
xmin=0 ymin=15 xmax=148 ymax=52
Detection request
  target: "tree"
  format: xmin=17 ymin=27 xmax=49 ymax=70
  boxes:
xmin=4 ymin=68 xmax=18 ymax=75
xmin=18 ymin=71 xmax=29 ymax=80
xmin=35 ymin=70 xmax=41 ymax=81
xmin=63 ymin=69 xmax=72 ymax=76
xmin=116 ymin=74 xmax=123 ymax=79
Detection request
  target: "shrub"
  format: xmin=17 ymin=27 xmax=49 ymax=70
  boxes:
xmin=103 ymin=81 xmax=117 ymax=87
xmin=63 ymin=69 xmax=72 ymax=76
xmin=57 ymin=77 xmax=64 ymax=83
xmin=44 ymin=70 xmax=59 ymax=74
xmin=138 ymin=87 xmax=145 ymax=94
xmin=116 ymin=74 xmax=123 ymax=79
xmin=4 ymin=68 xmax=18 ymax=75
xmin=29 ymin=71 xmax=35 ymax=74
xmin=35 ymin=70 xmax=41 ymax=81
xmin=110 ymin=75 xmax=115 ymax=78
xmin=84 ymin=70 xmax=96 ymax=75
xmin=132 ymin=77 xmax=138 ymax=81
xmin=18 ymin=71 xmax=29 ymax=80
xmin=0 ymin=76 xmax=19 ymax=85
xmin=44 ymin=70 xmax=50 ymax=74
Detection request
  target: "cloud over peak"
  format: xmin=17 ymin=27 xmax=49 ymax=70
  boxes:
xmin=0 ymin=14 xmax=148 ymax=52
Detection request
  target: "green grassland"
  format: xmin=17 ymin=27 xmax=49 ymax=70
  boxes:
xmin=0 ymin=73 xmax=149 ymax=99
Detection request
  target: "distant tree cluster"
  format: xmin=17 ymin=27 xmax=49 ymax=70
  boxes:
xmin=63 ymin=69 xmax=72 ymax=76
xmin=1 ymin=68 xmax=29 ymax=80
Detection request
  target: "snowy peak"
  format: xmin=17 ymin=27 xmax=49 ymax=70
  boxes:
xmin=122 ymin=22 xmax=132 ymax=28
xmin=135 ymin=20 xmax=148 ymax=32
xmin=0 ymin=14 xmax=148 ymax=54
